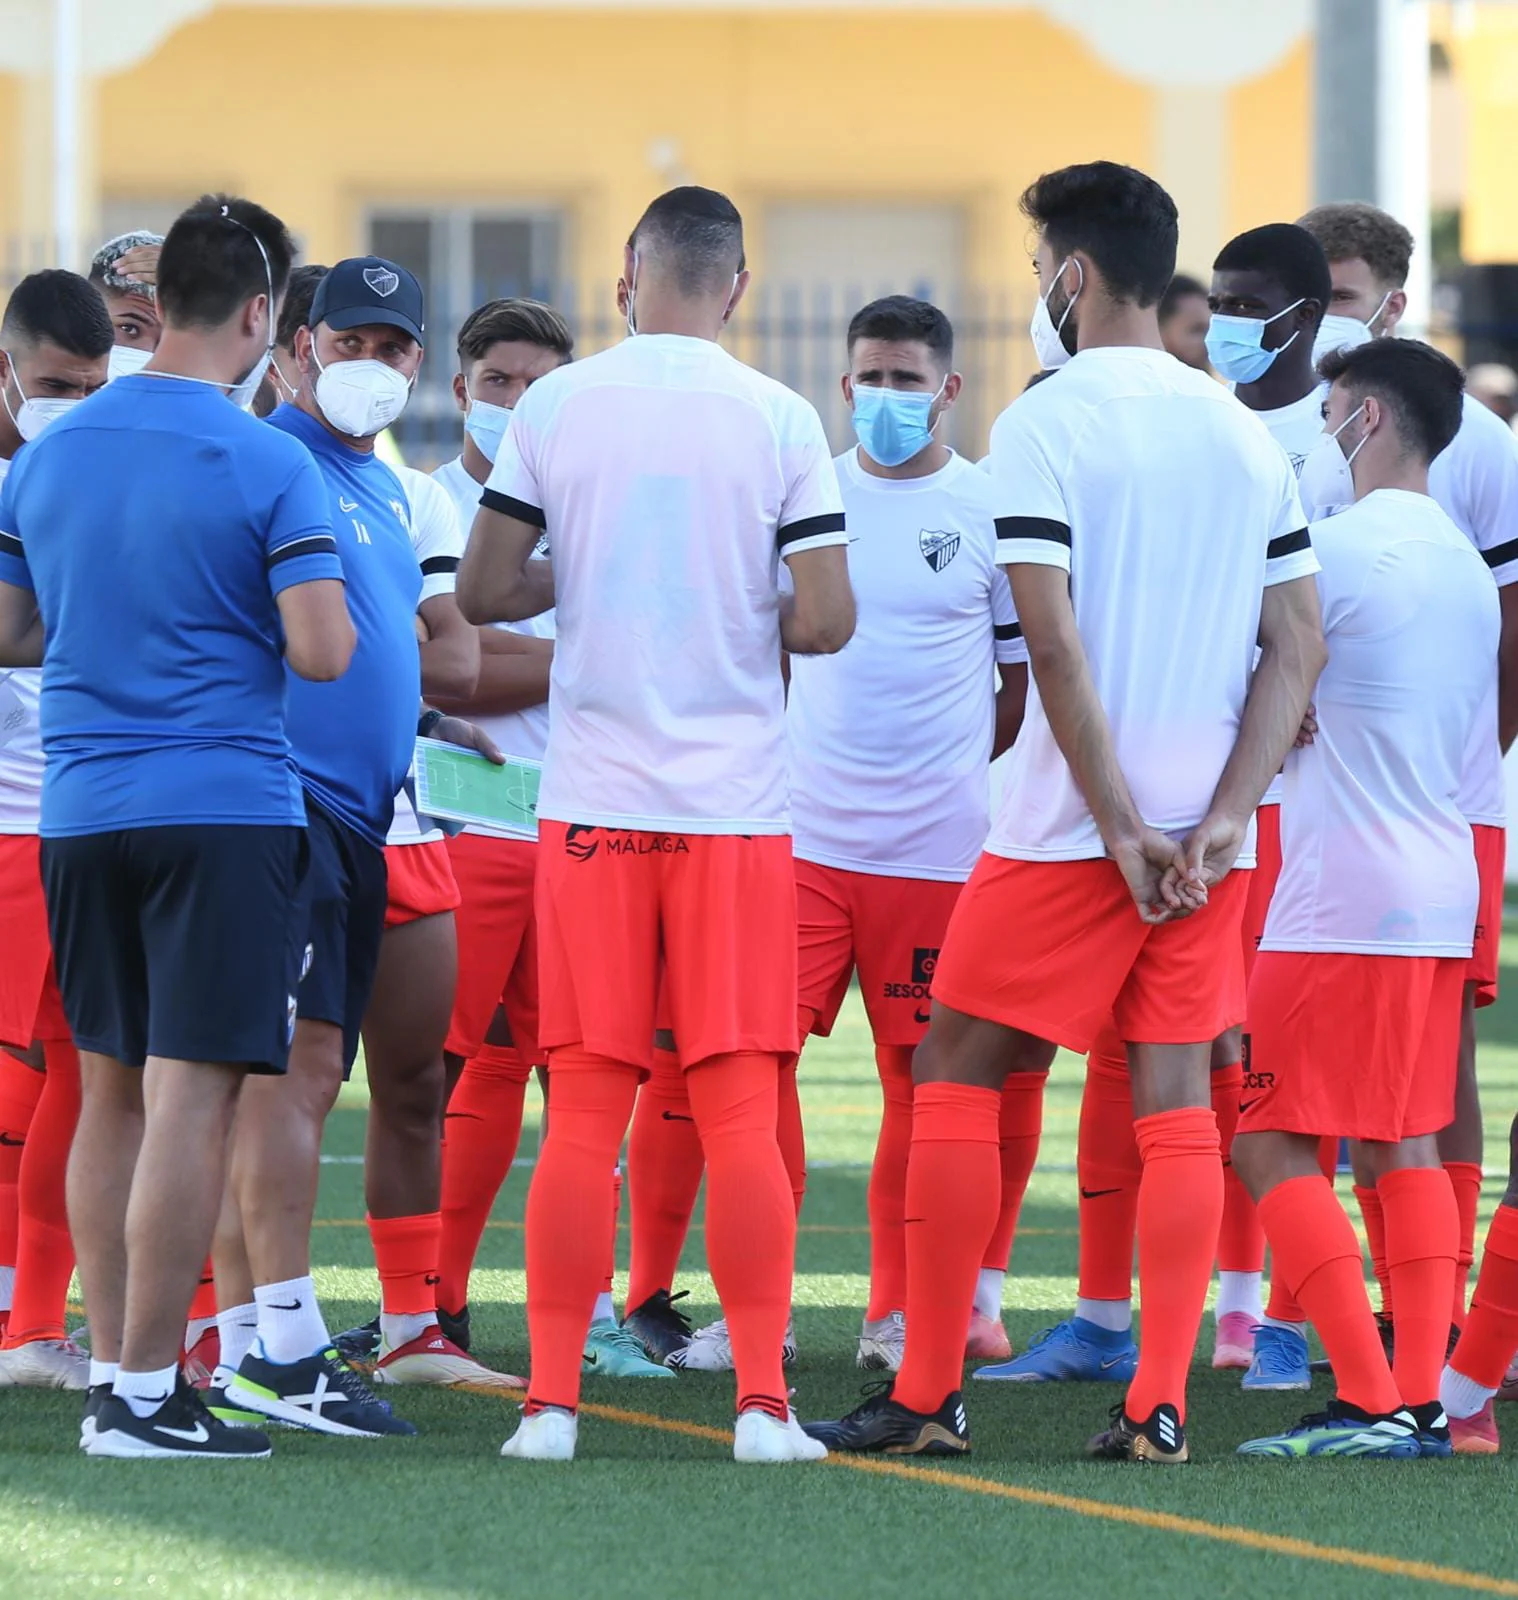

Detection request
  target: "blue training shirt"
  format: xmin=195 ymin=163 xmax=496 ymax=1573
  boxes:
xmin=265 ymin=404 xmax=421 ymax=847
xmin=0 ymin=374 xmax=342 ymax=838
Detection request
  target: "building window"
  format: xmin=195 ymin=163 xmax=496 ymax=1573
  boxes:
xmin=367 ymin=206 xmax=565 ymax=462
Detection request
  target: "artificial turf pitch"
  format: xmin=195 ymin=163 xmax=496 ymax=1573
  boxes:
xmin=8 ymin=947 xmax=1518 ymax=1597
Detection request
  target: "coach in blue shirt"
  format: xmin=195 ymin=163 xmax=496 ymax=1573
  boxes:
xmin=0 ymin=195 xmax=354 ymax=1461
xmin=219 ymin=257 xmax=493 ymax=1439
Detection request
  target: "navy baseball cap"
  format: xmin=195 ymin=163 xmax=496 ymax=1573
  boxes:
xmin=308 ymin=256 xmax=425 ymax=343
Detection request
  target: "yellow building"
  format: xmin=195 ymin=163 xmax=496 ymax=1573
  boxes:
xmin=0 ymin=0 xmax=1502 ymax=450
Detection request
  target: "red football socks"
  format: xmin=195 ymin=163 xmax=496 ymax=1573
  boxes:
xmin=865 ymin=1044 xmax=914 ymax=1319
xmin=1379 ymin=1166 xmax=1458 ymax=1407
xmin=1445 ymin=1161 xmax=1483 ymax=1329
xmin=437 ymin=1042 xmax=531 ymax=1314
xmin=1259 ymin=1174 xmax=1401 ymax=1416
xmin=2 ymin=1040 xmax=79 ymax=1345
xmin=1449 ymin=1203 xmax=1518 ymax=1387
xmin=1076 ymin=1036 xmax=1140 ymax=1301
xmin=625 ymin=1046 xmax=703 ymax=1309
xmin=523 ymin=1051 xmax=640 ymax=1412
xmin=1124 ymin=1108 xmax=1223 ymax=1424
xmin=369 ymin=1210 xmax=443 ymax=1318
xmin=1212 ymin=1059 xmax=1264 ymax=1274
xmin=893 ymin=1083 xmax=1000 ymax=1416
xmin=982 ymin=1071 xmax=1047 ymax=1273
xmin=685 ymin=1052 xmax=795 ymax=1418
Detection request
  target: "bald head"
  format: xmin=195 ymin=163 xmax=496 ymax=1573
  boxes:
xmin=630 ymin=186 xmax=745 ymax=299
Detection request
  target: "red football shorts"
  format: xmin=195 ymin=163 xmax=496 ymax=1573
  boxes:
xmin=1240 ymin=951 xmax=1465 ymax=1143
xmin=795 ymin=860 xmax=963 ymax=1047
xmin=932 ymin=853 xmax=1250 ymax=1055
xmin=536 ymin=822 xmax=798 ymax=1072
xmin=1470 ymin=824 xmax=1504 ymax=1009
xmin=383 ymin=839 xmax=461 ymax=930
xmin=0 ymin=833 xmax=69 ymax=1046
xmin=1240 ymin=802 xmax=1282 ymax=986
xmin=445 ymin=831 xmax=541 ymax=1064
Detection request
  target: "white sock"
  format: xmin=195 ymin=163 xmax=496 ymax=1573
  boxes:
xmin=1216 ymin=1270 xmax=1264 ymax=1324
xmin=184 ymin=1314 xmax=217 ymax=1348
xmin=1440 ymin=1363 xmax=1496 ymax=1421
xmin=113 ymin=1364 xmax=177 ymax=1419
xmin=1076 ymin=1296 xmax=1132 ymax=1333
xmin=973 ymin=1269 xmax=1004 ymax=1322
xmin=1262 ymin=1314 xmax=1305 ymax=1336
xmin=217 ymin=1302 xmax=259 ymax=1373
xmin=253 ymin=1276 xmax=328 ymax=1364
xmin=381 ymin=1310 xmax=433 ymax=1349
xmin=592 ymin=1292 xmax=615 ymax=1325
xmin=88 ymin=1358 xmax=118 ymax=1390
xmin=0 ymin=1265 xmax=14 ymax=1312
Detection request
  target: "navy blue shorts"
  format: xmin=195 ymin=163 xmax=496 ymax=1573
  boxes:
xmin=298 ymin=797 xmax=387 ymax=1072
xmin=41 ymin=824 xmax=310 ymax=1072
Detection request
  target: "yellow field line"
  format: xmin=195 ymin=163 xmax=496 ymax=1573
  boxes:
xmin=464 ymin=1388 xmax=1518 ymax=1596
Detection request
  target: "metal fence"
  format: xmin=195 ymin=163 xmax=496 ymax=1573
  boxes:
xmin=388 ymin=282 xmax=1041 ymax=472
xmin=1 ymin=240 xmax=1040 ymax=471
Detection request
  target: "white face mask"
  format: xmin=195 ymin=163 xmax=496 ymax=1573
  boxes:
xmin=1 ymin=356 xmax=79 ymax=442
xmin=312 ymin=349 xmax=413 ymax=438
xmin=1311 ymin=291 xmax=1394 ymax=369
xmin=107 ymin=344 xmax=153 ymax=382
xmin=1029 ymin=257 xmax=1081 ymax=370
xmin=463 ymin=381 xmax=512 ymax=463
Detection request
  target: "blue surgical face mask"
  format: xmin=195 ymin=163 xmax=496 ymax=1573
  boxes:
xmin=463 ymin=381 xmax=512 ymax=463
xmin=1204 ymin=298 xmax=1304 ymax=385
xmin=851 ymin=378 xmax=947 ymax=467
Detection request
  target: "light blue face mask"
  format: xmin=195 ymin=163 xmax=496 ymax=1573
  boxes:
xmin=464 ymin=381 xmax=512 ymax=463
xmin=1204 ymin=298 xmax=1304 ymax=385
xmin=850 ymin=379 xmax=946 ymax=467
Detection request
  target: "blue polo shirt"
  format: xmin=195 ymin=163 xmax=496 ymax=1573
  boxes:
xmin=0 ymin=375 xmax=342 ymax=837
xmin=265 ymin=405 xmax=421 ymax=847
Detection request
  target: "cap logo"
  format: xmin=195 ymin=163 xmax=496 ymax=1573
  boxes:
xmin=364 ymin=266 xmax=400 ymax=298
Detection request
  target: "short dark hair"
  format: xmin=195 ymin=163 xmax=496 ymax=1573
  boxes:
xmin=1020 ymin=161 xmax=1178 ymax=307
xmin=0 ymin=269 xmax=114 ymax=358
xmin=631 ymin=186 xmax=745 ymax=297
xmin=1158 ymin=274 xmax=1207 ymax=322
xmin=1213 ymin=223 xmax=1332 ymax=322
xmin=846 ymin=296 xmax=953 ymax=366
xmin=457 ymin=298 xmax=574 ymax=369
xmin=1318 ymin=338 xmax=1465 ymax=463
xmin=157 ymin=194 xmax=295 ymax=330
xmin=1297 ymin=202 xmax=1414 ymax=289
xmin=276 ymin=264 xmax=329 ymax=352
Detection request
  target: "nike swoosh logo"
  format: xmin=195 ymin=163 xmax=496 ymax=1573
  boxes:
xmin=1099 ymin=1355 xmax=1129 ymax=1370
xmin=267 ymin=1300 xmax=302 ymax=1312
xmin=0 ymin=1133 xmax=22 ymax=1146
xmin=157 ymin=1422 xmax=210 ymax=1443
xmin=583 ymin=1353 xmax=598 ymax=1368
xmin=1239 ymin=1098 xmax=1262 ymax=1114
xmin=339 ymin=497 xmax=359 ymax=513
xmin=1080 ymin=1187 xmax=1121 ymax=1200
xmin=913 ymin=1008 xmax=931 ymax=1025
xmin=661 ymin=1111 xmax=694 ymax=1123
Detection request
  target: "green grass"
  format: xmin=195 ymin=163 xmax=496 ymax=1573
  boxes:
xmin=8 ymin=931 xmax=1518 ymax=1598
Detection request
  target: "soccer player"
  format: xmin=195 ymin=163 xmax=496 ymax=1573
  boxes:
xmin=88 ymin=232 xmax=163 ymax=377
xmin=1157 ymin=273 xmax=1210 ymax=371
xmin=623 ymin=295 xmax=1038 ymax=1376
xmin=805 ymin=160 xmax=1324 ymax=1463
xmin=458 ymin=185 xmax=854 ymax=1463
xmin=0 ymin=271 xmax=112 ymax=1390
xmin=1235 ymin=338 xmax=1495 ymax=1460
xmin=214 ymin=258 xmax=492 ymax=1437
xmin=0 ymin=194 xmax=355 ymax=1458
xmin=1298 ymin=202 xmax=1518 ymax=1374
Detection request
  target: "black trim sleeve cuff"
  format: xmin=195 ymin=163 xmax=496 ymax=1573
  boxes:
xmin=420 ymin=555 xmax=461 ymax=576
xmin=480 ymin=489 xmax=547 ymax=529
xmin=994 ymin=516 xmax=1071 ymax=547
xmin=777 ymin=511 xmax=847 ymax=552
xmin=1484 ymin=537 xmax=1518 ymax=572
xmin=994 ymin=621 xmax=1023 ymax=642
xmin=1266 ymin=527 xmax=1312 ymax=561
xmin=267 ymin=533 xmax=339 ymax=568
